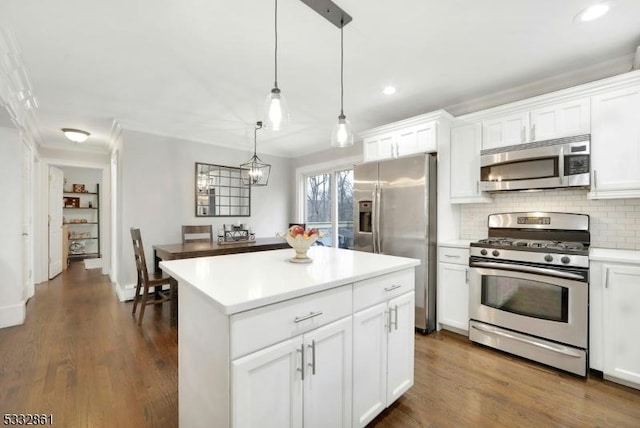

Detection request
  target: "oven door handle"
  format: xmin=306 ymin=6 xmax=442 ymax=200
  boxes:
xmin=471 ymin=324 xmax=583 ymax=358
xmin=470 ymin=261 xmax=585 ymax=281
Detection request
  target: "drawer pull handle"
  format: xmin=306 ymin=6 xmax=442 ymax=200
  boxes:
xmin=294 ymin=311 xmax=323 ymax=323
xmin=384 ymin=284 xmax=402 ymax=292
xmin=444 ymin=254 xmax=461 ymax=258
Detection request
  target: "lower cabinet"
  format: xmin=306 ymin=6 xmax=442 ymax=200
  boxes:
xmin=437 ymin=245 xmax=470 ymax=333
xmin=232 ymin=316 xmax=353 ymax=428
xmin=590 ymin=257 xmax=640 ymax=390
xmin=352 ymin=291 xmax=415 ymax=428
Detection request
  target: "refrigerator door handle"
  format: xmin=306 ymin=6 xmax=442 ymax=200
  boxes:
xmin=376 ymin=185 xmax=382 ymax=253
xmin=372 ymin=186 xmax=378 ymax=253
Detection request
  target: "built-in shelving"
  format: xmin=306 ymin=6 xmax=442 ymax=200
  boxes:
xmin=64 ymin=184 xmax=101 ymax=262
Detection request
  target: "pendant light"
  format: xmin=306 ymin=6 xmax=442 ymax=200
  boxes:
xmin=331 ymin=19 xmax=353 ymax=148
xmin=241 ymin=121 xmax=271 ymax=187
xmin=263 ymin=0 xmax=289 ymax=131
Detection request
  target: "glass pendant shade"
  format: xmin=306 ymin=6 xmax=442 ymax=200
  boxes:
xmin=263 ymin=87 xmax=289 ymax=131
xmin=241 ymin=121 xmax=271 ymax=187
xmin=331 ymin=114 xmax=353 ymax=148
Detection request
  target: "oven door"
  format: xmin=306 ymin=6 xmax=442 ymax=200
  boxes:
xmin=469 ymin=263 xmax=588 ymax=349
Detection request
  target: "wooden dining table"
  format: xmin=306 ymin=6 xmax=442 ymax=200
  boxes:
xmin=153 ymin=237 xmax=290 ymax=325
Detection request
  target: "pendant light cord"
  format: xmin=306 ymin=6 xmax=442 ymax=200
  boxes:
xmin=340 ymin=20 xmax=344 ymax=116
xmin=253 ymin=121 xmax=263 ymax=156
xmin=274 ymin=0 xmax=278 ymax=88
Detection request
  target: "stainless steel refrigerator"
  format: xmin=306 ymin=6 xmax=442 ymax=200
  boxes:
xmin=353 ymin=153 xmax=437 ymax=334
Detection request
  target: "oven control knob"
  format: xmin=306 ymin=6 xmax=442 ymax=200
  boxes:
xmin=561 ymin=256 xmax=571 ymax=264
xmin=544 ymin=254 xmax=553 ymax=262
xmin=492 ymin=250 xmax=500 ymax=257
xmin=480 ymin=249 xmax=488 ymax=256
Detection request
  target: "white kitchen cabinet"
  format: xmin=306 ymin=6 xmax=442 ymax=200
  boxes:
xmin=482 ymin=112 xmax=529 ymax=150
xmin=480 ymin=98 xmax=589 ymax=150
xmin=450 ymin=123 xmax=492 ymax=204
xmin=602 ymin=264 xmax=640 ymax=388
xmin=360 ymin=111 xmax=450 ymax=163
xmin=589 ymin=86 xmax=640 ymax=199
xmin=530 ymin=97 xmax=590 ymax=141
xmin=232 ymin=316 xmax=352 ymax=428
xmin=351 ymin=268 xmax=415 ymax=428
xmin=437 ymin=245 xmax=470 ymax=333
xmin=352 ymin=291 xmax=414 ymax=428
xmin=590 ymin=250 xmax=640 ymax=391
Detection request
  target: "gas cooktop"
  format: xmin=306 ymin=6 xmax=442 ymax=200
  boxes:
xmin=471 ymin=238 xmax=588 ymax=255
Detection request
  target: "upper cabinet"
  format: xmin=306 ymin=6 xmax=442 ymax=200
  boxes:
xmin=482 ymin=112 xmax=529 ymax=150
xmin=589 ymin=85 xmax=640 ymax=199
xmin=450 ymin=123 xmax=492 ymax=204
xmin=481 ymin=98 xmax=590 ymax=150
xmin=360 ymin=111 xmax=451 ymax=163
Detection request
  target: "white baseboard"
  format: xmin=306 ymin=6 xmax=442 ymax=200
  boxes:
xmin=84 ymin=258 xmax=103 ymax=269
xmin=114 ymin=281 xmax=136 ymax=302
xmin=0 ymin=301 xmax=26 ymax=329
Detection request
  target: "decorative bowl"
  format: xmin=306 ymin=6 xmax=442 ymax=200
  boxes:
xmin=280 ymin=226 xmax=322 ymax=262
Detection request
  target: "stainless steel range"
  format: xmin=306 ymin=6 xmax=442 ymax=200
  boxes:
xmin=468 ymin=212 xmax=589 ymax=376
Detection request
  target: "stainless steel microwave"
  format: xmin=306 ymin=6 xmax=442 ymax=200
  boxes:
xmin=480 ymin=134 xmax=590 ymax=192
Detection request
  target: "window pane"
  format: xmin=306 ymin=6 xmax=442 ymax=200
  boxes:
xmin=337 ymin=169 xmax=354 ymax=249
xmin=305 ymin=173 xmax=332 ymax=247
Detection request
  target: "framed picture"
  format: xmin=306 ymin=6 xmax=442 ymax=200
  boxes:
xmin=72 ymin=184 xmax=85 ymax=193
xmin=64 ymin=197 xmax=80 ymax=208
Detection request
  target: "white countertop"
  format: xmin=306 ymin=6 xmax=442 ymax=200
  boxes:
xmin=439 ymin=239 xmax=473 ymax=249
xmin=590 ymin=248 xmax=640 ymax=264
xmin=160 ymin=246 xmax=420 ymax=315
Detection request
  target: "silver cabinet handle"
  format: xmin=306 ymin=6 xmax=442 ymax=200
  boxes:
xmin=388 ymin=305 xmax=398 ymax=332
xmin=297 ymin=344 xmax=305 ymax=380
xmin=294 ymin=311 xmax=323 ymax=323
xmin=444 ymin=254 xmax=461 ymax=259
xmin=558 ymin=146 xmax=564 ymax=185
xmin=465 ymin=268 xmax=469 ymax=284
xmin=531 ymin=123 xmax=536 ymax=141
xmin=22 ymin=232 xmax=28 ymax=236
xmin=521 ymin=125 xmax=526 ymax=143
xmin=308 ymin=340 xmax=316 ymax=375
xmin=384 ymin=284 xmax=402 ymax=292
xmin=605 ymin=267 xmax=610 ymax=289
xmin=593 ymin=170 xmax=598 ymax=189
xmin=476 ymin=180 xmax=480 ymax=194
xmin=394 ymin=305 xmax=398 ymax=330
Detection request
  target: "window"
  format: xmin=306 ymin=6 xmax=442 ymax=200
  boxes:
xmin=298 ymin=160 xmax=357 ymax=249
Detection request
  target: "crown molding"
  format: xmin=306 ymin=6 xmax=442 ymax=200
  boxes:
xmin=359 ymin=109 xmax=453 ymax=139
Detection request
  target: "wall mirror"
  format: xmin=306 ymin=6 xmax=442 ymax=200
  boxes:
xmin=195 ymin=163 xmax=251 ymax=217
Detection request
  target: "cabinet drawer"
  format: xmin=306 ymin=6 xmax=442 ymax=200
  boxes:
xmin=353 ymin=269 xmax=414 ymax=312
xmin=438 ymin=246 xmax=469 ymax=265
xmin=230 ymin=285 xmax=352 ymax=359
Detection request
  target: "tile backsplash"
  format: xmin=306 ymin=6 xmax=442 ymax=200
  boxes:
xmin=459 ymin=189 xmax=640 ymax=250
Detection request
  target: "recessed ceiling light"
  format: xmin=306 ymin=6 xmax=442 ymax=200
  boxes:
xmin=383 ymin=86 xmax=397 ymax=95
xmin=576 ymin=3 xmax=610 ymax=22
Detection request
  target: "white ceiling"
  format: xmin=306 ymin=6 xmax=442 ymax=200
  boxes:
xmin=2 ymin=0 xmax=640 ymax=157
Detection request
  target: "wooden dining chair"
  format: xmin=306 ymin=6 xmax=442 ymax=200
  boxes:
xmin=182 ymin=225 xmax=213 ymax=244
xmin=131 ymin=228 xmax=172 ymax=325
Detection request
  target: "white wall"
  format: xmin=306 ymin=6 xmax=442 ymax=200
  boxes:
xmin=460 ymin=189 xmax=640 ymax=250
xmin=0 ymin=126 xmax=25 ymax=328
xmin=115 ymin=130 xmax=291 ymax=298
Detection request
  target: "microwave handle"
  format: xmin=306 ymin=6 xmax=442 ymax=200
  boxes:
xmin=558 ymin=146 xmax=564 ymax=185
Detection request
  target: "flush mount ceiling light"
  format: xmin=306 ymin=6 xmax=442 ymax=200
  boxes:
xmin=241 ymin=121 xmax=271 ymax=187
xmin=263 ymin=0 xmax=289 ymax=131
xmin=61 ymin=128 xmax=90 ymax=143
xmin=575 ymin=2 xmax=611 ymax=22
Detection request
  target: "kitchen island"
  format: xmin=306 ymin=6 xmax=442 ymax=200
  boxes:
xmin=160 ymin=246 xmax=420 ymax=428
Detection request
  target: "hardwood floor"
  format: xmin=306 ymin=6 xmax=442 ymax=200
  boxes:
xmin=1 ymin=263 xmax=639 ymax=427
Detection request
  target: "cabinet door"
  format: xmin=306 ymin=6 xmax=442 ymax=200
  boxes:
xmin=232 ymin=337 xmax=303 ymax=428
xmin=591 ymin=86 xmax=640 ymax=196
xmin=303 ymin=316 xmax=352 ymax=428
xmin=395 ymin=126 xmax=417 ymax=158
xmin=352 ymin=302 xmax=388 ymax=428
xmin=482 ymin=112 xmax=529 ymax=149
xmin=530 ymin=98 xmax=590 ymax=141
xmin=397 ymin=122 xmax=437 ymax=157
xmin=603 ymin=265 xmax=640 ymax=387
xmin=451 ymin=123 xmax=487 ymax=202
xmin=437 ymin=262 xmax=469 ymax=332
xmin=386 ymin=291 xmax=415 ymax=404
